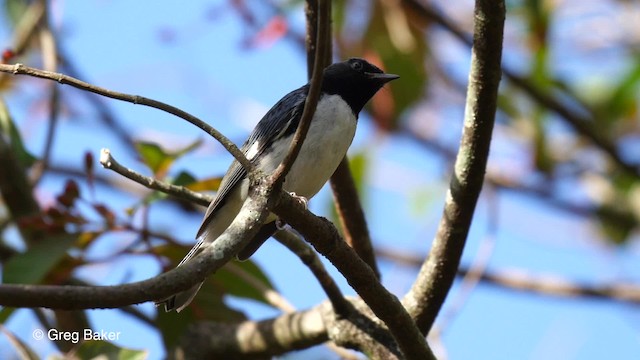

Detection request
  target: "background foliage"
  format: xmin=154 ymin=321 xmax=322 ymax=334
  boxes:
xmin=0 ymin=0 xmax=638 ymax=359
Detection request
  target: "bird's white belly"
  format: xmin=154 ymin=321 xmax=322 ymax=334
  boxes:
xmin=259 ymin=94 xmax=357 ymax=198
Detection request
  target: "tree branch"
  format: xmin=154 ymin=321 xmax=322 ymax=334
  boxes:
xmin=330 ymin=160 xmax=381 ymax=279
xmin=99 ymin=148 xmax=211 ymax=207
xmin=0 ymin=63 xmax=253 ymax=173
xmin=270 ymin=0 xmax=331 ymax=186
xmin=0 ymin=173 xmax=273 ymax=309
xmin=179 ymin=303 xmax=330 ymax=359
xmin=403 ymin=0 xmax=505 ymax=333
xmin=273 ymin=230 xmax=351 ymax=317
xmin=378 ymin=247 xmax=640 ymax=304
xmin=273 ymin=193 xmax=436 ymax=360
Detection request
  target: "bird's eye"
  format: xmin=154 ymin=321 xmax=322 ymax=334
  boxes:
xmin=351 ymin=60 xmax=364 ymax=71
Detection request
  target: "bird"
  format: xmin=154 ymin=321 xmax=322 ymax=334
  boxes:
xmin=158 ymin=57 xmax=399 ymax=312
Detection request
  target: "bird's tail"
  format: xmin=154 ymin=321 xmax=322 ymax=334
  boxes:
xmin=157 ymin=282 xmax=204 ymax=312
xmin=155 ymin=239 xmax=206 ymax=312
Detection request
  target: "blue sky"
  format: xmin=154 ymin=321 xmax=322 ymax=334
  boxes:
xmin=1 ymin=1 xmax=639 ymax=359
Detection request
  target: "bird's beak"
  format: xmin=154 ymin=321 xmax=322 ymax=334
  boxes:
xmin=367 ymin=72 xmax=400 ymax=83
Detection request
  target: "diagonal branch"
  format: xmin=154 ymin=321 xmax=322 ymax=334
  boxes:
xmin=270 ymin=0 xmax=331 ymax=186
xmin=99 ymin=148 xmax=211 ymax=207
xmin=0 ymin=155 xmax=274 ymax=308
xmin=0 ymin=63 xmax=253 ymax=173
xmin=273 ymin=192 xmax=436 ymax=360
xmin=274 ymin=230 xmax=351 ymax=317
xmin=310 ymin=0 xmax=381 ymax=279
xmin=330 ymin=160 xmax=381 ymax=278
xmin=402 ymin=0 xmax=505 ymax=333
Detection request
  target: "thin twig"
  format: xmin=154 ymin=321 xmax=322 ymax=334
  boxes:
xmin=0 ymin=63 xmax=252 ymax=173
xmin=31 ymin=24 xmax=60 ymax=185
xmin=378 ymin=247 xmax=640 ymax=304
xmin=99 ymin=148 xmax=210 ymax=207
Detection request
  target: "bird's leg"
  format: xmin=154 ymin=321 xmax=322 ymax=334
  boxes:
xmin=276 ymin=192 xmax=309 ymax=230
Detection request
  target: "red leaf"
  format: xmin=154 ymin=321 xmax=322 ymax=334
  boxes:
xmin=2 ymin=48 xmax=14 ymax=63
xmin=250 ymin=16 xmax=288 ymax=48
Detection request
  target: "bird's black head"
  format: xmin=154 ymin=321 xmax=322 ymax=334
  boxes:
xmin=321 ymin=58 xmax=399 ymax=115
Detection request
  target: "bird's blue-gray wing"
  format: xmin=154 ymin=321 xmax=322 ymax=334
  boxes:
xmin=194 ymin=85 xmax=309 ymax=241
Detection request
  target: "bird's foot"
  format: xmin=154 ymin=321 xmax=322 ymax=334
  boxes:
xmin=289 ymin=192 xmax=309 ymax=209
xmin=275 ymin=193 xmax=308 ymax=230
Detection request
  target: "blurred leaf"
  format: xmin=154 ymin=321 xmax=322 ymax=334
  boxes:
xmin=64 ymin=340 xmax=147 ymax=360
xmin=0 ymin=97 xmax=37 ymax=167
xmin=214 ymin=261 xmax=277 ymax=305
xmin=56 ymin=179 xmax=81 ymax=208
xmin=599 ymin=58 xmax=640 ymax=129
xmin=173 ymin=138 xmax=203 ymax=158
xmin=52 ymin=309 xmax=91 ymax=353
xmin=362 ymin=1 xmax=428 ymax=130
xmin=0 ymin=308 xmax=16 ymax=324
xmin=171 ymin=170 xmax=197 ymax=187
xmin=329 ymin=151 xmax=369 ymax=235
xmin=348 ymin=151 xmax=368 ymax=195
xmin=156 ymin=257 xmax=247 ymax=349
xmin=4 ymin=0 xmax=29 ymax=26
xmin=596 ymin=205 xmax=636 ymax=244
xmin=3 ymin=234 xmax=77 ymax=284
xmin=77 ymin=231 xmax=104 ymax=249
xmin=135 ymin=139 xmax=202 ymax=178
xmin=184 ymin=176 xmax=223 ymax=193
xmin=85 ymin=151 xmax=95 ymax=194
xmin=135 ymin=142 xmax=172 ymax=177
xmin=171 ymin=170 xmax=222 ymax=192
xmin=157 ymin=293 xmax=245 ymax=350
xmin=409 ymin=185 xmax=442 ymax=217
xmin=154 ymin=244 xmax=275 ymax=305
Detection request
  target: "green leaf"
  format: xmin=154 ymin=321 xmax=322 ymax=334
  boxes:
xmin=3 ymin=234 xmax=77 ymax=284
xmin=0 ymin=97 xmax=37 ymax=167
xmin=596 ymin=205 xmax=636 ymax=245
xmin=4 ymin=0 xmax=29 ymax=26
xmin=135 ymin=139 xmax=203 ymax=178
xmin=154 ymin=244 xmax=275 ymax=305
xmin=171 ymin=170 xmax=223 ymax=192
xmin=214 ymin=261 xmax=276 ymax=305
xmin=135 ymin=142 xmax=172 ymax=177
xmin=602 ymin=58 xmax=640 ymax=126
xmin=0 ymin=308 xmax=16 ymax=324
xmin=348 ymin=151 xmax=368 ymax=195
xmin=171 ymin=170 xmax=197 ymax=187
xmin=157 ymin=294 xmax=245 ymax=349
xmin=65 ymin=340 xmax=147 ymax=360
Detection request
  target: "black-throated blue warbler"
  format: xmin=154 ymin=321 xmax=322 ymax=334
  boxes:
xmin=159 ymin=58 xmax=398 ymax=312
